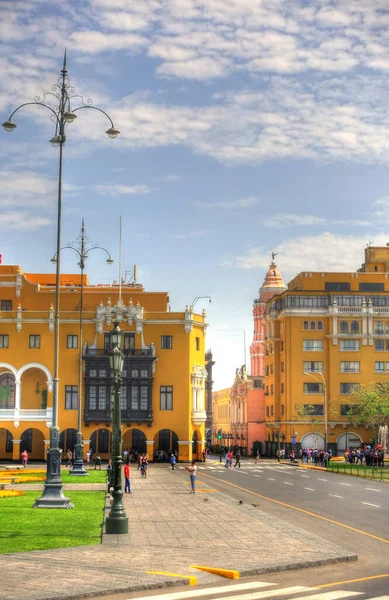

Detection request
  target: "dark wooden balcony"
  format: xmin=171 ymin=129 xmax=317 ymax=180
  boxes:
xmin=83 ymin=347 xmax=153 ymax=358
xmin=83 ymin=407 xmax=153 ymax=426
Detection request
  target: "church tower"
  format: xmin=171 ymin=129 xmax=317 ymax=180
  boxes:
xmin=250 ymin=257 xmax=286 ymax=377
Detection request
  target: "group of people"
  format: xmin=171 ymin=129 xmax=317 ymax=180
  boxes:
xmin=292 ymin=447 xmax=333 ymax=467
xmin=344 ymin=445 xmax=385 ymax=466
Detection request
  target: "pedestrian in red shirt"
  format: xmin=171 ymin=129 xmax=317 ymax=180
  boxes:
xmin=124 ymin=462 xmax=131 ymax=493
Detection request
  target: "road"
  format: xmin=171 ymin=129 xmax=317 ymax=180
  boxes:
xmin=92 ymin=459 xmax=389 ymax=600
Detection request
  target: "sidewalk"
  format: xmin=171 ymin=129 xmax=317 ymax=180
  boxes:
xmin=0 ymin=463 xmax=357 ymax=600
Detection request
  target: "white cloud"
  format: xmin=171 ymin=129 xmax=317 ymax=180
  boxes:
xmin=0 ymin=211 xmax=52 ymax=231
xmin=93 ymin=184 xmax=151 ymax=196
xmin=192 ymin=196 xmax=259 ymax=210
xmin=226 ymin=232 xmax=389 ymax=281
xmin=264 ymin=214 xmax=326 ymax=227
xmin=0 ymin=171 xmax=57 ymax=208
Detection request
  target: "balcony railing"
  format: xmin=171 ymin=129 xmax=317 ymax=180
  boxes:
xmin=84 ymin=347 xmax=153 ymax=358
xmin=83 ymin=408 xmax=153 ymax=425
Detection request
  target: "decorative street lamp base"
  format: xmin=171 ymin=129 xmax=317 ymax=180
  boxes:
xmin=69 ymin=459 xmax=89 ymax=476
xmin=105 ymin=516 xmax=129 ymax=534
xmin=33 ymin=484 xmax=73 ymax=509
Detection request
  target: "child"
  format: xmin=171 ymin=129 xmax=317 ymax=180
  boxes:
xmin=170 ymin=453 xmax=177 ymax=470
xmin=185 ymin=461 xmax=197 ymax=493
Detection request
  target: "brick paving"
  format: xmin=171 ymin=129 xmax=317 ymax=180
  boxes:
xmin=0 ymin=464 xmax=357 ymax=600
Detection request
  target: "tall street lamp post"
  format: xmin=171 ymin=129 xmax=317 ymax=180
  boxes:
xmin=105 ymin=322 xmax=128 ymax=534
xmin=303 ymin=371 xmax=327 ymax=451
xmin=51 ymin=220 xmax=113 ymax=476
xmin=2 ymin=52 xmax=119 ymax=508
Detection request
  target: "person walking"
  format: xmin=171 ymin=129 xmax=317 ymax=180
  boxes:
xmin=21 ymin=449 xmax=28 ymax=468
xmin=124 ymin=462 xmax=131 ymax=494
xmin=66 ymin=449 xmax=73 ymax=467
xmin=185 ymin=461 xmax=197 ymax=493
xmin=170 ymin=453 xmax=177 ymax=470
xmin=234 ymin=450 xmax=241 ymax=468
xmin=255 ymin=450 xmax=261 ymax=464
xmin=140 ymin=454 xmax=148 ymax=478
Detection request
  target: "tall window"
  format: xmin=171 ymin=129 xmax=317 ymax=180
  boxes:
xmin=87 ymin=385 xmax=107 ymax=410
xmin=161 ymin=335 xmax=172 ymax=349
xmin=375 ymin=321 xmax=384 ymax=334
xmin=281 ymin=362 xmax=284 ymax=373
xmin=0 ymin=335 xmax=9 ymax=348
xmin=310 ymin=321 xmax=316 ymax=330
xmin=0 ymin=373 xmax=15 ymax=408
xmin=340 ymin=383 xmax=359 ymax=394
xmin=303 ymin=361 xmax=323 ymax=373
xmin=375 ymin=362 xmax=385 ymax=373
xmin=350 ymin=321 xmax=360 ymax=334
xmin=303 ymin=340 xmax=323 ymax=351
xmin=0 ymin=300 xmax=12 ymax=311
xmin=281 ymin=404 xmax=285 ymax=415
xmin=303 ymin=320 xmax=309 ymax=330
xmin=340 ymin=404 xmax=350 ymax=416
xmin=65 ymin=385 xmax=78 ymax=410
xmin=160 ymin=385 xmax=173 ymax=410
xmin=195 ymin=337 xmax=200 ymax=351
xmin=104 ymin=333 xmax=111 ymax=349
xmin=281 ymin=383 xmax=284 ymax=394
xmin=340 ymin=340 xmax=360 ymax=351
xmin=318 ymin=321 xmax=323 ymax=330
xmin=375 ymin=340 xmax=385 ymax=351
xmin=29 ymin=335 xmax=40 ymax=349
xmin=67 ymin=335 xmax=78 ymax=349
xmin=340 ymin=361 xmax=360 ymax=373
xmin=303 ymin=382 xmax=323 ymax=394
xmin=339 ymin=321 xmax=349 ymax=334
xmin=124 ymin=332 xmax=135 ymax=349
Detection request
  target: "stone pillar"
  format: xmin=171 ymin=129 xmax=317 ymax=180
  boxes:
xmin=14 ymin=379 xmax=21 ymax=411
xmin=12 ymin=439 xmax=21 ymax=462
xmin=177 ymin=440 xmax=192 ymax=462
xmin=146 ymin=440 xmax=154 ymax=461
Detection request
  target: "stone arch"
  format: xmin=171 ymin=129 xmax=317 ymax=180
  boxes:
xmin=0 ymin=363 xmax=18 ymax=378
xmin=18 ymin=363 xmax=53 ymax=392
xmin=0 ymin=427 xmax=13 ymax=459
xmin=300 ymin=432 xmax=325 ymax=450
xmin=90 ymin=428 xmax=111 ymax=457
xmin=122 ymin=429 xmax=147 ymax=454
xmin=0 ymin=373 xmax=16 ymax=409
xmin=59 ymin=428 xmax=78 ymax=454
xmin=336 ymin=431 xmax=362 ymax=452
xmin=20 ymin=427 xmax=45 ymax=460
xmin=154 ymin=429 xmax=179 ymax=455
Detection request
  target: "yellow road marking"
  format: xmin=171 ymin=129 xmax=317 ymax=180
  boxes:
xmin=201 ymin=473 xmax=389 ymax=545
xmin=196 ymin=489 xmax=217 ymax=493
xmin=146 ymin=571 xmax=197 ymax=586
xmin=191 ymin=565 xmax=239 ymax=579
xmin=316 ymin=574 xmax=389 ymax=588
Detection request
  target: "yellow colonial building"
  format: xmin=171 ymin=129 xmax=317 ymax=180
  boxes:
xmin=264 ymin=246 xmax=389 ymax=455
xmin=0 ymin=265 xmax=207 ymax=462
xmin=211 ymin=387 xmax=231 ymax=447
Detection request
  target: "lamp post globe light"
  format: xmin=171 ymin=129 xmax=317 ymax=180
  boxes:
xmin=2 ymin=52 xmax=120 ymax=508
xmin=105 ymin=322 xmax=128 ymax=534
xmin=51 ymin=220 xmax=113 ymax=476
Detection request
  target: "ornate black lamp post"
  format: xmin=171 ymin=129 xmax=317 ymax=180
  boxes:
xmin=105 ymin=322 xmax=129 ymax=534
xmin=2 ymin=52 xmax=119 ymax=508
xmin=51 ymin=221 xmax=113 ymax=476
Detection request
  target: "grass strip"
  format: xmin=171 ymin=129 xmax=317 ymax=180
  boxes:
xmin=0 ymin=491 xmax=105 ymax=554
xmin=327 ymin=462 xmax=389 ymax=479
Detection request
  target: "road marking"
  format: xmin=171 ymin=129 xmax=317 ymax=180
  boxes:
xmin=316 ymin=573 xmax=389 ymax=588
xmin=202 ymin=586 xmax=313 ymax=600
xmin=329 ymin=494 xmax=343 ymax=498
xmin=234 ymin=471 xmax=248 ymax=474
xmin=268 ymin=478 xmax=275 ymax=481
xmin=135 ymin=580 xmax=276 ymax=600
xmin=339 ymin=483 xmax=352 ymax=486
xmin=284 ymin=482 xmax=294 ymax=485
xmin=296 ymin=593 xmax=361 ymax=600
xmin=318 ymin=478 xmax=328 ymax=481
xmin=304 ymin=487 xmax=315 ymax=491
xmin=300 ymin=475 xmax=309 ymax=478
xmin=254 ymin=475 xmax=261 ymax=478
xmin=366 ymin=488 xmax=381 ymax=492
xmin=362 ymin=502 xmax=380 ymax=508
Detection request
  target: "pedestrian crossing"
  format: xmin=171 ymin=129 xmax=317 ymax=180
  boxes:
xmin=125 ymin=578 xmax=389 ymax=600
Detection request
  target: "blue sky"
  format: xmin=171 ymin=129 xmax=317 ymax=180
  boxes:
xmin=2 ymin=1 xmax=389 ymax=389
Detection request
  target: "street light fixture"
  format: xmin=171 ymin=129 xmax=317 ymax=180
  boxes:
xmin=190 ymin=296 xmax=212 ymax=310
xmin=105 ymin=322 xmax=128 ymax=534
xmin=303 ymin=371 xmax=327 ymax=451
xmin=51 ymin=220 xmax=113 ymax=476
xmin=2 ymin=51 xmax=120 ymax=508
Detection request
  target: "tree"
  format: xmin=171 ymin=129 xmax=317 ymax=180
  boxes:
xmin=294 ymin=404 xmax=324 ymax=448
xmin=347 ymin=381 xmax=389 ymax=438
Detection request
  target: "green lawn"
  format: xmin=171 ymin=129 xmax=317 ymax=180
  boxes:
xmin=0 ymin=491 xmax=105 ymax=554
xmin=327 ymin=462 xmax=389 ymax=480
xmin=61 ymin=469 xmax=108 ymax=484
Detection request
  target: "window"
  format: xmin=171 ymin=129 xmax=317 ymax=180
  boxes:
xmin=303 ymin=361 xmax=324 ymax=373
xmin=325 ymin=282 xmax=350 ymax=291
xmin=281 ymin=341 xmax=284 ymax=351
xmin=340 ymin=361 xmax=360 ymax=373
xmin=265 ymin=366 xmax=269 ymax=376
xmin=124 ymin=333 xmax=135 ymax=350
xmin=303 ymin=382 xmax=323 ymax=394
xmin=375 ymin=362 xmax=385 ymax=373
xmin=87 ymin=384 xmax=107 ymax=410
xmin=0 ymin=300 xmax=12 ymax=311
xmin=161 ymin=335 xmax=172 ymax=349
xmin=266 ymin=406 xmax=270 ymax=416
xmin=0 ymin=335 xmax=9 ymax=349
xmin=270 ymin=405 xmax=274 ymax=416
xmin=351 ymin=321 xmax=360 ymax=334
xmin=67 ymin=335 xmax=78 ymax=349
xmin=303 ymin=320 xmax=309 ymax=330
xmin=104 ymin=333 xmax=111 ymax=349
xmin=359 ymin=282 xmax=384 ymax=292
xmin=374 ymin=340 xmax=389 ymax=351
xmin=29 ymin=335 xmax=40 ymax=349
xmin=310 ymin=321 xmax=316 ymax=330
xmin=340 ymin=340 xmax=360 ymax=351
xmin=339 ymin=321 xmax=349 ymax=334
xmin=387 ymin=322 xmax=389 ymax=335
xmin=160 ymin=385 xmax=173 ymax=410
xmin=270 ymin=364 xmax=274 ymax=374
xmin=318 ymin=321 xmax=323 ymax=331
xmin=303 ymin=340 xmax=323 ymax=351
xmin=281 ymin=404 xmax=285 ymax=415
xmin=281 ymin=362 xmax=284 ymax=373
xmin=340 ymin=404 xmax=350 ymax=416
xmin=265 ymin=386 xmax=269 ymax=396
xmin=375 ymin=321 xmax=384 ymax=334
xmin=195 ymin=337 xmax=200 ymax=351
xmin=340 ymin=383 xmax=359 ymax=394
xmin=308 ymin=404 xmax=324 ymax=415
xmin=281 ymin=383 xmax=284 ymax=394
xmin=0 ymin=373 xmax=15 ymax=408
xmin=65 ymin=385 xmax=78 ymax=410
xmin=253 ymin=379 xmax=261 ymax=388
xmin=270 ymin=384 xmax=274 ymax=395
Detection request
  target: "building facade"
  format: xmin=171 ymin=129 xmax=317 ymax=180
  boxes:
xmin=263 ymin=246 xmax=389 ymax=455
xmin=0 ymin=265 xmax=207 ymax=462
